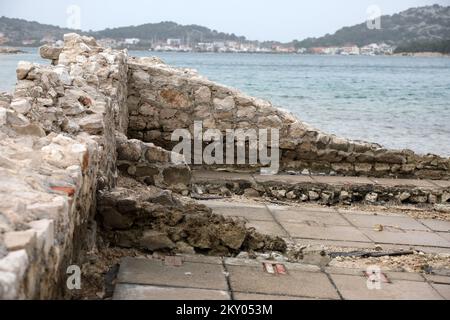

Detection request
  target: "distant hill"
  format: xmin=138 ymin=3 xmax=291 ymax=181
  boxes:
xmin=394 ymin=39 xmax=450 ymax=54
xmin=0 ymin=16 xmax=80 ymax=46
xmin=92 ymin=21 xmax=247 ymax=44
xmin=293 ymin=4 xmax=450 ymax=48
xmin=0 ymin=17 xmax=247 ymax=47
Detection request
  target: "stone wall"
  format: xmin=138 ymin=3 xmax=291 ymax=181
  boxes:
xmin=126 ymin=57 xmax=450 ymax=180
xmin=116 ymin=132 xmax=191 ymax=194
xmin=0 ymin=34 xmax=129 ymax=299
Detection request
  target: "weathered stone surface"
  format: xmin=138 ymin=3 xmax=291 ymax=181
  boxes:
xmin=16 ymin=61 xmax=33 ymax=80
xmin=139 ymin=230 xmax=176 ymax=251
xmin=39 ymin=45 xmax=63 ymax=61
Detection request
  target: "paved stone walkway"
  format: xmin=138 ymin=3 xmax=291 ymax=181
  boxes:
xmin=114 ymin=254 xmax=449 ymax=300
xmin=201 ymin=200 xmax=450 ymax=254
xmin=114 ymin=200 xmax=450 ymax=300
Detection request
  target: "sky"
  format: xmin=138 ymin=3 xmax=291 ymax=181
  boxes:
xmin=1 ymin=0 xmax=448 ymax=42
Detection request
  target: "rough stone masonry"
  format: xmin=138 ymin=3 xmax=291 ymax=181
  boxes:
xmin=0 ymin=33 xmax=449 ymax=299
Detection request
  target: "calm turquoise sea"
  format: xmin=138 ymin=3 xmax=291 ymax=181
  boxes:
xmin=1 ymin=48 xmax=450 ymax=156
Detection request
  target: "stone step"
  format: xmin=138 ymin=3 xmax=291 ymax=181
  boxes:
xmin=192 ymin=170 xmax=450 ymax=205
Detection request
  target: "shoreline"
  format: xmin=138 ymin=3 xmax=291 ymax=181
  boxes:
xmin=0 ymin=47 xmax=25 ymax=54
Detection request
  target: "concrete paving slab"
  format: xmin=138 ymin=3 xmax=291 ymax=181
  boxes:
xmin=269 ymin=204 xmax=338 ymax=213
xmin=253 ymin=174 xmax=315 ymax=185
xmin=429 ymin=180 xmax=450 ymax=188
xmin=431 ymin=284 xmax=450 ymax=300
xmin=370 ymin=178 xmax=437 ymax=189
xmin=361 ymin=228 xmax=450 ymax=247
xmin=246 ymin=221 xmax=288 ymax=237
xmin=294 ymin=238 xmax=376 ymax=250
xmin=419 ymin=219 xmax=450 ymax=232
xmin=282 ymin=223 xmax=371 ymax=242
xmin=272 ymin=207 xmax=350 ymax=226
xmin=117 ymin=257 xmax=228 ymax=291
xmin=224 ymin=258 xmax=321 ymax=273
xmin=202 ymin=202 xmax=275 ymax=222
xmin=113 ymin=284 xmax=231 ymax=300
xmin=176 ymin=254 xmax=223 ymax=265
xmin=424 ymin=275 xmax=450 ymax=285
xmin=331 ymin=274 xmax=443 ymax=300
xmin=343 ymin=213 xmax=429 ymax=231
xmin=337 ymin=208 xmax=407 ymax=217
xmin=438 ymin=232 xmax=450 ymax=242
xmin=324 ymin=267 xmax=424 ymax=282
xmin=227 ymin=265 xmax=340 ymax=300
xmin=192 ymin=170 xmax=254 ymax=183
xmin=311 ymin=175 xmax=374 ymax=185
xmin=233 ymin=292 xmax=325 ymax=300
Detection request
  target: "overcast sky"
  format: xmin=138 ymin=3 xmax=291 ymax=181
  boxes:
xmin=1 ymin=0 xmax=448 ymax=42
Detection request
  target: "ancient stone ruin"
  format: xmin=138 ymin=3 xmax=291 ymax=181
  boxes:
xmin=0 ymin=33 xmax=449 ymax=299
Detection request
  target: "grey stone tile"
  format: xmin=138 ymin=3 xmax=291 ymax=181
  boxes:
xmin=437 ymin=232 xmax=450 ymax=243
xmin=176 ymin=254 xmax=223 ymax=265
xmin=424 ymin=274 xmax=450 ymax=285
xmin=385 ymin=272 xmax=425 ymax=282
xmin=113 ymin=284 xmax=231 ymax=300
xmin=325 ymin=267 xmax=424 ymax=282
xmin=431 ymin=284 xmax=450 ymax=300
xmin=430 ymin=180 xmax=450 ymax=188
xmin=294 ymin=238 xmax=376 ymax=250
xmin=282 ymin=223 xmax=371 ymax=242
xmin=246 ymin=221 xmax=288 ymax=237
xmin=311 ymin=176 xmax=374 ymax=185
xmin=344 ymin=213 xmax=429 ymax=231
xmin=192 ymin=170 xmax=253 ymax=183
xmin=233 ymin=292 xmax=327 ymax=300
xmin=204 ymin=203 xmax=274 ymax=222
xmin=269 ymin=204 xmax=338 ymax=213
xmin=419 ymin=219 xmax=450 ymax=232
xmin=370 ymin=178 xmax=437 ymax=189
xmin=224 ymin=258 xmax=321 ymax=273
xmin=117 ymin=257 xmax=228 ymax=291
xmin=360 ymin=228 xmax=450 ymax=247
xmin=272 ymin=207 xmax=350 ymax=226
xmin=330 ymin=274 xmax=443 ymax=300
xmin=253 ymin=174 xmax=315 ymax=184
xmin=227 ymin=265 xmax=340 ymax=299
xmin=337 ymin=208 xmax=406 ymax=217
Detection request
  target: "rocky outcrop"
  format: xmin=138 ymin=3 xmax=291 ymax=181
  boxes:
xmin=0 ymin=33 xmax=128 ymax=299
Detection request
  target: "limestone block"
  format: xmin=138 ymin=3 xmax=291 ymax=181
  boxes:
xmin=236 ymin=106 xmax=256 ymax=119
xmin=0 ymin=271 xmax=17 ymax=300
xmin=4 ymin=230 xmax=37 ymax=254
xmin=16 ymin=61 xmax=33 ymax=80
xmin=0 ymin=250 xmax=29 ymax=284
xmin=139 ymin=230 xmax=176 ymax=251
xmin=10 ymin=98 xmax=31 ymax=114
xmin=213 ymin=96 xmax=235 ymax=112
xmin=77 ymin=114 xmax=104 ymax=135
xmin=39 ymin=45 xmax=63 ymax=61
xmin=28 ymin=219 xmax=54 ymax=259
xmin=194 ymin=86 xmax=212 ymax=104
